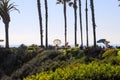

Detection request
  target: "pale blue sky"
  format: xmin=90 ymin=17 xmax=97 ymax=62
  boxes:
xmin=0 ymin=0 xmax=120 ymax=47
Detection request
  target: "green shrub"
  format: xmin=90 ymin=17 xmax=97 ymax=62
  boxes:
xmin=117 ymin=50 xmax=120 ymax=56
xmin=10 ymin=50 xmax=69 ymax=80
xmin=84 ymin=46 xmax=103 ymax=58
xmin=24 ymin=63 xmax=120 ymax=80
xmin=0 ymin=48 xmax=18 ymax=76
xmin=60 ymin=47 xmax=84 ymax=59
xmin=102 ymin=49 xmax=118 ymax=58
xmin=101 ymin=49 xmax=120 ymax=65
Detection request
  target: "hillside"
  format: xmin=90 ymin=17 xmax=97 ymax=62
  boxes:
xmin=0 ymin=46 xmax=120 ymax=80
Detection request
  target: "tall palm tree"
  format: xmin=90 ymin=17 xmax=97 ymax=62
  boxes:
xmin=63 ymin=0 xmax=67 ymax=45
xmin=85 ymin=0 xmax=89 ymax=47
xmin=118 ymin=0 xmax=120 ymax=6
xmin=90 ymin=0 xmax=96 ymax=47
xmin=57 ymin=0 xmax=70 ymax=45
xmin=78 ymin=0 xmax=83 ymax=47
xmin=37 ymin=0 xmax=43 ymax=47
xmin=0 ymin=0 xmax=19 ymax=48
xmin=45 ymin=0 xmax=48 ymax=48
xmin=69 ymin=0 xmax=77 ymax=46
xmin=74 ymin=0 xmax=77 ymax=46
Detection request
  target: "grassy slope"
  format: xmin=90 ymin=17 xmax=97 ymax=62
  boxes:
xmin=1 ymin=47 xmax=120 ymax=80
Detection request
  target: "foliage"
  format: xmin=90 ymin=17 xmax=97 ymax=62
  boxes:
xmin=24 ymin=62 xmax=120 ymax=80
xmin=1 ymin=46 xmax=120 ymax=80
xmin=102 ymin=49 xmax=118 ymax=58
xmin=0 ymin=46 xmax=43 ymax=80
xmin=10 ymin=50 xmax=69 ymax=80
xmin=83 ymin=46 xmax=104 ymax=59
xmin=60 ymin=47 xmax=84 ymax=58
xmin=117 ymin=50 xmax=120 ymax=56
xmin=102 ymin=49 xmax=120 ymax=65
xmin=0 ymin=48 xmax=17 ymax=75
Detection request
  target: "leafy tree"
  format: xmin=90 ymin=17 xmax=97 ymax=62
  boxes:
xmin=0 ymin=0 xmax=19 ymax=48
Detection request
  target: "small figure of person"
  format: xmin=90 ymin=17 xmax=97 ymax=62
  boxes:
xmin=80 ymin=45 xmax=83 ymax=50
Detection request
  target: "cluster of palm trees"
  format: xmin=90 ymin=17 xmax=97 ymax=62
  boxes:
xmin=0 ymin=0 xmax=96 ymax=48
xmin=37 ymin=0 xmax=48 ymax=48
xmin=56 ymin=0 xmax=96 ymax=47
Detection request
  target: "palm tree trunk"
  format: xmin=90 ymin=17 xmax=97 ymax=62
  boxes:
xmin=37 ymin=0 xmax=43 ymax=47
xmin=74 ymin=0 xmax=77 ymax=46
xmin=63 ymin=0 xmax=67 ymax=45
xmin=79 ymin=0 xmax=83 ymax=47
xmin=5 ymin=23 xmax=9 ymax=48
xmin=85 ymin=0 xmax=89 ymax=47
xmin=90 ymin=0 xmax=96 ymax=47
xmin=45 ymin=0 xmax=48 ymax=48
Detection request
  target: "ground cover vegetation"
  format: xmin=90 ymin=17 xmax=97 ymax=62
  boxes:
xmin=0 ymin=45 xmax=120 ymax=80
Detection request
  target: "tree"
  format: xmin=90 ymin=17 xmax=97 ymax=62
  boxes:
xmin=37 ymin=0 xmax=43 ymax=47
xmin=90 ymin=0 xmax=96 ymax=47
xmin=74 ymin=0 xmax=77 ymax=46
xmin=63 ymin=0 xmax=67 ymax=45
xmin=97 ymin=39 xmax=110 ymax=48
xmin=0 ymin=0 xmax=19 ymax=48
xmin=85 ymin=0 xmax=89 ymax=47
xmin=69 ymin=0 xmax=77 ymax=46
xmin=118 ymin=0 xmax=120 ymax=6
xmin=57 ymin=0 xmax=70 ymax=45
xmin=45 ymin=0 xmax=48 ymax=48
xmin=78 ymin=0 xmax=83 ymax=47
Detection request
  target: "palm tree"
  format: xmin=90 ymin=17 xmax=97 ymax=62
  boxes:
xmin=57 ymin=0 xmax=70 ymax=45
xmin=78 ymin=0 xmax=83 ymax=47
xmin=69 ymin=0 xmax=77 ymax=46
xmin=63 ymin=0 xmax=67 ymax=45
xmin=74 ymin=0 xmax=77 ymax=46
xmin=0 ymin=0 xmax=19 ymax=48
xmin=118 ymin=0 xmax=120 ymax=6
xmin=45 ymin=0 xmax=48 ymax=48
xmin=85 ymin=0 xmax=89 ymax=47
xmin=90 ymin=0 xmax=96 ymax=47
xmin=37 ymin=0 xmax=43 ymax=47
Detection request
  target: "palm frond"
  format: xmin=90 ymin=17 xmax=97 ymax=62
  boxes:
xmin=56 ymin=0 xmax=63 ymax=4
xmin=0 ymin=0 xmax=19 ymax=23
xmin=69 ymin=2 xmax=73 ymax=7
xmin=66 ymin=0 xmax=71 ymax=2
xmin=8 ymin=3 xmax=20 ymax=13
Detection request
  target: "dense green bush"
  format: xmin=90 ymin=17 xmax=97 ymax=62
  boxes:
xmin=0 ymin=45 xmax=44 ymax=80
xmin=24 ymin=62 xmax=120 ymax=80
xmin=60 ymin=47 xmax=84 ymax=59
xmin=10 ymin=50 xmax=69 ymax=80
xmin=0 ymin=48 xmax=17 ymax=75
xmin=84 ymin=46 xmax=104 ymax=58
xmin=1 ymin=46 xmax=120 ymax=80
xmin=102 ymin=49 xmax=120 ymax=65
xmin=102 ymin=49 xmax=117 ymax=58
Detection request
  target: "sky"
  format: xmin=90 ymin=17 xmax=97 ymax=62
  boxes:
xmin=0 ymin=0 xmax=120 ymax=47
